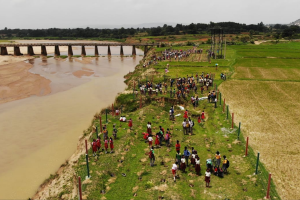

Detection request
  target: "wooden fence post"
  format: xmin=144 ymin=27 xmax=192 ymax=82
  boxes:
xmin=245 ymin=137 xmax=249 ymax=156
xmin=266 ymin=173 xmax=272 ymax=199
xmin=78 ymin=176 xmax=82 ymax=200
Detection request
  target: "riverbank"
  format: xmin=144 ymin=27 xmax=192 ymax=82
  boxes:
xmin=0 ymin=48 xmax=143 ymax=199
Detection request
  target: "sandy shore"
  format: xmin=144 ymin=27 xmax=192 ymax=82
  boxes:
xmin=0 ymin=56 xmax=51 ymax=104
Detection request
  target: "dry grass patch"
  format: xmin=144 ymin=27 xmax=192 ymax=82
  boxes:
xmin=220 ymin=80 xmax=300 ymax=199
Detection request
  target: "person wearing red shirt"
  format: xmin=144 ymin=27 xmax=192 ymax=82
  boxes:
xmin=175 ymin=140 xmax=181 ymax=154
xmin=96 ymin=137 xmax=101 ymax=152
xmin=92 ymin=139 xmax=97 ymax=156
xmin=104 ymin=137 xmax=109 ymax=154
xmin=128 ymin=118 xmax=133 ymax=130
xmin=109 ymin=137 xmax=114 ymax=153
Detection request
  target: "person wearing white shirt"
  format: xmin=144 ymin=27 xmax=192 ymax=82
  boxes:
xmin=172 ymin=163 xmax=178 ymax=182
xmin=148 ymin=135 xmax=153 ymax=147
xmin=180 ymin=155 xmax=186 ymax=172
xmin=182 ymin=120 xmax=187 ymax=135
xmin=205 ymin=169 xmax=211 ymax=187
xmin=195 ymin=155 xmax=201 ymax=175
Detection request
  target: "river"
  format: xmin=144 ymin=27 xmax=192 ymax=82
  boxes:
xmin=0 ymin=41 xmax=143 ymax=199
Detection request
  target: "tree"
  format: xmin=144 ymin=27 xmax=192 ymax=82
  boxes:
xmin=240 ymin=35 xmax=250 ymax=43
xmin=273 ymin=32 xmax=281 ymax=43
xmin=249 ymin=30 xmax=255 ymax=38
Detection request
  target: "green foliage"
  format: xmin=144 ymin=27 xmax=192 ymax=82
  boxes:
xmin=186 ymin=41 xmax=195 ymax=46
xmin=240 ymin=35 xmax=250 ymax=43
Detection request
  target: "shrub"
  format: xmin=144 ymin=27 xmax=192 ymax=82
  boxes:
xmin=186 ymin=41 xmax=195 ymax=46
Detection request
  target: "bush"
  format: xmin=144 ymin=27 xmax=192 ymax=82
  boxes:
xmin=240 ymin=35 xmax=250 ymax=43
xmin=186 ymin=41 xmax=195 ymax=46
xmin=144 ymin=181 xmax=154 ymax=189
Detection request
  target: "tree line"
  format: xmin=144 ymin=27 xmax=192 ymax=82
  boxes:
xmin=0 ymin=22 xmax=299 ymax=39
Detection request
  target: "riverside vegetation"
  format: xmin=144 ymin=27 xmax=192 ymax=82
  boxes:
xmin=37 ymin=39 xmax=300 ymax=199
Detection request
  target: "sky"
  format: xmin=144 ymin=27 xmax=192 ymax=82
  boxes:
xmin=1 ymin=0 xmax=299 ymax=29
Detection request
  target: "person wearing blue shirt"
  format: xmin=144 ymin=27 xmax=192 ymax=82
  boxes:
xmin=184 ymin=146 xmax=191 ymax=166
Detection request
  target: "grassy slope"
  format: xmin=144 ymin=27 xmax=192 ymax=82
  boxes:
xmin=68 ymin=45 xmax=276 ymax=200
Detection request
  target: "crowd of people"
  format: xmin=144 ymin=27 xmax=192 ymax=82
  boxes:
xmin=91 ymin=51 xmax=230 ymax=188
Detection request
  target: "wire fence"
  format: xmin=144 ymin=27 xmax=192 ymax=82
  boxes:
xmin=221 ymin=95 xmax=281 ymax=200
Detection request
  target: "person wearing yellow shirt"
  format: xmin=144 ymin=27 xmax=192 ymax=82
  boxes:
xmin=222 ymin=155 xmax=228 ymax=173
xmin=215 ymin=151 xmax=221 ymax=168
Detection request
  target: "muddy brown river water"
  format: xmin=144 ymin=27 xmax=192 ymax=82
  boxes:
xmin=0 ymin=42 xmax=143 ymax=199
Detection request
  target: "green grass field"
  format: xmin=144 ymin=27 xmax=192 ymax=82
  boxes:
xmin=65 ymin=45 xmax=280 ymax=199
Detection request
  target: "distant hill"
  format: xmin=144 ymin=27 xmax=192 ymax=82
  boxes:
xmin=289 ymin=19 xmax=300 ymax=26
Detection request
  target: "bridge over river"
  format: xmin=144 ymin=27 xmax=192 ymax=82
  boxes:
xmin=0 ymin=43 xmax=157 ymax=56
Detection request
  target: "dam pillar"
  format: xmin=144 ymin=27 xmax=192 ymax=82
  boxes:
xmin=108 ymin=45 xmax=111 ymax=56
xmin=27 ymin=46 xmax=34 ymax=56
xmin=1 ymin=47 xmax=8 ymax=55
xmin=68 ymin=45 xmax=73 ymax=56
xmin=81 ymin=46 xmax=86 ymax=56
xmin=14 ymin=46 xmax=22 ymax=56
xmin=132 ymin=45 xmax=136 ymax=56
xmin=41 ymin=45 xmax=47 ymax=56
xmin=95 ymin=46 xmax=99 ymax=56
xmin=54 ymin=45 xmax=60 ymax=56
xmin=120 ymin=45 xmax=124 ymax=56
xmin=144 ymin=45 xmax=148 ymax=56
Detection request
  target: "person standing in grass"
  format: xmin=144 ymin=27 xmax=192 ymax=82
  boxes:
xmin=184 ymin=109 xmax=188 ymax=119
xmin=188 ymin=118 xmax=194 ymax=135
xmin=181 ymin=155 xmax=186 ymax=172
xmin=149 ymin=147 xmax=155 ymax=167
xmin=155 ymin=133 xmax=160 ymax=147
xmin=184 ymin=147 xmax=191 ymax=166
xmin=147 ymin=122 xmax=152 ymax=134
xmin=172 ymin=162 xmax=178 ymax=182
xmin=205 ymin=169 xmax=211 ymax=187
xmin=143 ymin=132 xmax=149 ymax=142
xmin=175 ymin=140 xmax=181 ymax=154
xmin=175 ymin=152 xmax=181 ymax=169
xmin=182 ymin=119 xmax=187 ymax=135
xmin=215 ymin=151 xmax=221 ymax=168
xmin=195 ymin=155 xmax=201 ymax=175
xmin=96 ymin=136 xmax=101 ymax=152
xmin=169 ymin=107 xmax=174 ymax=120
xmin=92 ymin=139 xmax=97 ymax=156
xmin=104 ymin=137 xmax=109 ymax=154
xmin=115 ymin=109 xmax=119 ymax=118
xmin=201 ymin=111 xmax=205 ymax=122
xmin=191 ymin=147 xmax=197 ymax=166
xmin=148 ymin=135 xmax=153 ymax=147
xmin=222 ymin=155 xmax=228 ymax=173
xmin=198 ymin=115 xmax=201 ymax=124
xmin=165 ymin=129 xmax=171 ymax=147
xmin=112 ymin=124 xmax=117 ymax=139
xmin=128 ymin=118 xmax=133 ymax=130
xmin=109 ymin=137 xmax=114 ymax=153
